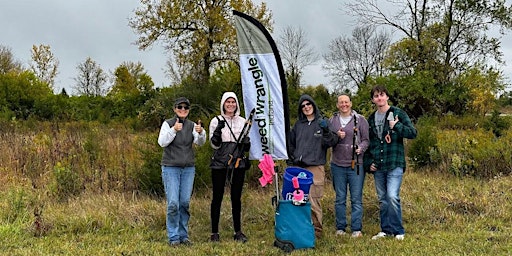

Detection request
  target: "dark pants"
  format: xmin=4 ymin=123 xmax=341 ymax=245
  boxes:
xmin=210 ymin=167 xmax=246 ymax=233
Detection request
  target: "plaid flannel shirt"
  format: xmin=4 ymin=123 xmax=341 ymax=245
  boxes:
xmin=365 ymin=106 xmax=417 ymax=172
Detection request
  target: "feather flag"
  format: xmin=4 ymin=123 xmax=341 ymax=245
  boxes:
xmin=233 ymin=10 xmax=290 ymax=160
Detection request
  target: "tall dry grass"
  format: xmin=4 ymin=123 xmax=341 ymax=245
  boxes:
xmin=0 ymin=121 xmax=149 ymax=193
xmin=1 ymin=120 xmax=512 ymax=255
xmin=1 ymin=170 xmax=512 ymax=255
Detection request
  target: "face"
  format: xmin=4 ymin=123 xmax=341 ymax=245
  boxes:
xmin=371 ymin=90 xmax=389 ymax=107
xmin=223 ymin=97 xmax=237 ymax=115
xmin=174 ymin=104 xmax=190 ymax=118
xmin=301 ymin=100 xmax=314 ymax=116
xmin=337 ymin=95 xmax=352 ymax=114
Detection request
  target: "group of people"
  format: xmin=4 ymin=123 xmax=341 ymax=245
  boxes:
xmin=289 ymin=85 xmax=417 ymax=241
xmin=157 ymin=92 xmax=250 ymax=246
xmin=157 ymin=85 xmax=417 ymax=247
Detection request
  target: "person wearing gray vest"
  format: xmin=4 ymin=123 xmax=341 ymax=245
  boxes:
xmin=158 ymin=97 xmax=206 ymax=246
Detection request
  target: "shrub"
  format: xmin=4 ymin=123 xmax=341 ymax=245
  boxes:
xmin=436 ymin=114 xmax=482 ymax=130
xmin=0 ymin=188 xmax=31 ymax=224
xmin=483 ymin=110 xmax=511 ymax=137
xmin=436 ymin=128 xmax=512 ymax=178
xmin=50 ymin=162 xmax=81 ymax=200
xmin=408 ymin=117 xmax=439 ymax=167
xmin=134 ymin=133 xmax=164 ymax=196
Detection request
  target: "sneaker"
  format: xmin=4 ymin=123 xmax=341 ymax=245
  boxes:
xmin=395 ymin=234 xmax=405 ymax=240
xmin=335 ymin=230 xmax=347 ymax=236
xmin=371 ymin=232 xmax=388 ymax=240
xmin=351 ymin=231 xmax=363 ymax=238
xmin=169 ymin=240 xmax=180 ymax=247
xmin=180 ymin=239 xmax=193 ymax=246
xmin=210 ymin=233 xmax=220 ymax=242
xmin=233 ymin=231 xmax=248 ymax=243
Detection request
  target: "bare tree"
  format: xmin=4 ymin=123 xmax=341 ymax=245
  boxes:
xmin=73 ymin=57 xmax=108 ymax=96
xmin=323 ymin=25 xmax=391 ymax=93
xmin=30 ymin=44 xmax=59 ymax=91
xmin=347 ymin=0 xmax=512 ymax=83
xmin=277 ymin=26 xmax=318 ymax=88
xmin=0 ymin=45 xmax=23 ymax=74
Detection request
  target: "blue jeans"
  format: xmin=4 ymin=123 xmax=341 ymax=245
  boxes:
xmin=373 ymin=167 xmax=404 ymax=235
xmin=330 ymin=164 xmax=366 ymax=232
xmin=161 ymin=166 xmax=195 ymax=243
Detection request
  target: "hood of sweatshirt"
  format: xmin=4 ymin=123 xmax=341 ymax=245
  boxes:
xmin=297 ymin=94 xmax=319 ymax=121
xmin=220 ymin=91 xmax=241 ymax=117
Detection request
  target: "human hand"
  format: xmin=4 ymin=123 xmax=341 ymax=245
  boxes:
xmin=319 ymin=119 xmax=328 ymax=129
xmin=217 ymin=120 xmax=225 ymax=129
xmin=195 ymin=120 xmax=203 ymax=133
xmin=389 ymin=116 xmax=399 ymax=130
xmin=337 ymin=128 xmax=346 ymax=139
xmin=369 ymin=163 xmax=377 ymax=172
xmin=215 ymin=120 xmax=225 ymax=131
xmin=174 ymin=118 xmax=183 ymax=132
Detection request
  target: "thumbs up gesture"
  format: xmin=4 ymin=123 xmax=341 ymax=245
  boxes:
xmin=195 ymin=120 xmax=203 ymax=133
xmin=174 ymin=118 xmax=183 ymax=131
xmin=389 ymin=115 xmax=399 ymax=130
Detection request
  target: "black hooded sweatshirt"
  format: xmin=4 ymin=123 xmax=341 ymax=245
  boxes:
xmin=289 ymin=94 xmax=338 ymax=166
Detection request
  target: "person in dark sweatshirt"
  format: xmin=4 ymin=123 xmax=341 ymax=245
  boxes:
xmin=289 ymin=94 xmax=338 ymax=239
xmin=158 ymin=97 xmax=206 ymax=246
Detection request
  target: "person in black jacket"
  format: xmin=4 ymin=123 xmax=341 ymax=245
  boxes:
xmin=289 ymin=94 xmax=338 ymax=239
xmin=208 ymin=92 xmax=250 ymax=243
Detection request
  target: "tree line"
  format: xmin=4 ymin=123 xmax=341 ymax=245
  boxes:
xmin=2 ymin=0 xmax=512 ymax=129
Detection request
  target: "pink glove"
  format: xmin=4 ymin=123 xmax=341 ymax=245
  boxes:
xmin=258 ymin=154 xmax=275 ymax=187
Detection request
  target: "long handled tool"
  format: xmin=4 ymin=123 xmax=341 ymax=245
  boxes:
xmin=351 ymin=114 xmax=360 ymax=175
xmin=227 ymin=108 xmax=255 ymax=168
xmin=226 ymin=108 xmax=256 ymax=184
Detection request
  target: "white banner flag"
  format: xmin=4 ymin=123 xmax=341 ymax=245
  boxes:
xmin=233 ymin=10 xmax=290 ymax=160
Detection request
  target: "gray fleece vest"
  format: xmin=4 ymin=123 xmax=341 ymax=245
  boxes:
xmin=161 ymin=118 xmax=195 ymax=167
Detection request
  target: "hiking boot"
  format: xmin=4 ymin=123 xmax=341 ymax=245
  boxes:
xmin=233 ymin=231 xmax=248 ymax=243
xmin=371 ymin=232 xmax=389 ymax=240
xmin=395 ymin=234 xmax=405 ymax=240
xmin=351 ymin=231 xmax=363 ymax=238
xmin=335 ymin=230 xmax=346 ymax=236
xmin=210 ymin=233 xmax=220 ymax=242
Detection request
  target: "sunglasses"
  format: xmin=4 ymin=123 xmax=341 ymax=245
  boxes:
xmin=176 ymin=105 xmax=190 ymax=110
xmin=301 ymin=102 xmax=312 ymax=109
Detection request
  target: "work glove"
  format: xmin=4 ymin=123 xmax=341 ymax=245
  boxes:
xmin=319 ymin=118 xmax=329 ymax=133
xmin=215 ymin=120 xmax=225 ymax=131
xmin=211 ymin=120 xmax=225 ymax=147
xmin=241 ymin=136 xmax=251 ymax=152
xmin=211 ymin=133 xmax=221 ymax=147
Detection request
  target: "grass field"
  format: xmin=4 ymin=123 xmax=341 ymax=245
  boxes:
xmin=1 ymin=169 xmax=511 ymax=256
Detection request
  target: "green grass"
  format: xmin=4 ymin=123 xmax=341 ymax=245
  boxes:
xmin=1 ymin=170 xmax=512 ymax=255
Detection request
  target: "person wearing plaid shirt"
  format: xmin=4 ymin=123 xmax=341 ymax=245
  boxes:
xmin=364 ymin=85 xmax=417 ymax=241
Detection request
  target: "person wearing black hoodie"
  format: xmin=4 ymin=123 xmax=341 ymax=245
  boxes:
xmin=289 ymin=94 xmax=338 ymax=238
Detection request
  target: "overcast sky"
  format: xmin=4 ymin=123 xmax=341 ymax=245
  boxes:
xmin=1 ymin=0 xmax=511 ymax=94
